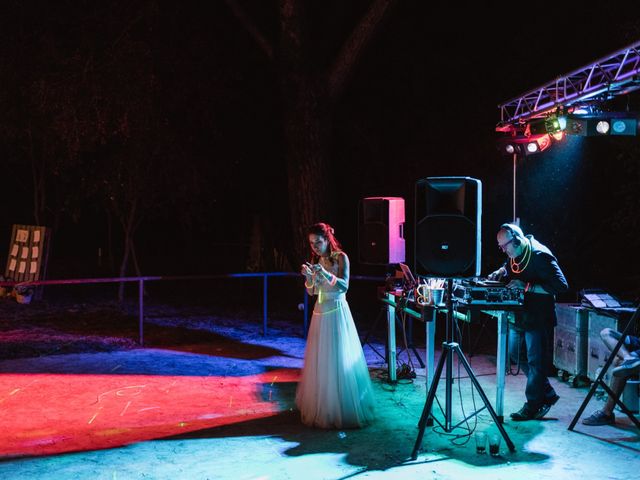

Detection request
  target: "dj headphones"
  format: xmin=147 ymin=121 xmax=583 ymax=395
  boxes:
xmin=500 ymin=223 xmax=524 ymax=247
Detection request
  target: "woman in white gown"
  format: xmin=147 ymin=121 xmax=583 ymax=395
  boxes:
xmin=296 ymin=223 xmax=375 ymax=429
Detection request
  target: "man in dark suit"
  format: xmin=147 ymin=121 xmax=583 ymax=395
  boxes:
xmin=489 ymin=223 xmax=569 ymax=421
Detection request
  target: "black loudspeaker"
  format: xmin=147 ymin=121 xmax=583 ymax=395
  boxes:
xmin=415 ymin=177 xmax=481 ymax=277
xmin=358 ymin=197 xmax=405 ymax=265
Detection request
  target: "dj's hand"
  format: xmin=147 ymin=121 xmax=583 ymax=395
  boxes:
xmin=507 ymin=279 xmax=526 ymax=289
xmin=488 ymin=267 xmax=507 ymax=281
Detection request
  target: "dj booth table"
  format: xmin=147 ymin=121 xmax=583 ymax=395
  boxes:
xmin=381 ymin=291 xmax=523 ymax=421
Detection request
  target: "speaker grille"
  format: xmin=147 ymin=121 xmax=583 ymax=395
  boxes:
xmin=416 ymin=216 xmax=476 ymax=275
xmin=359 ymin=223 xmax=388 ymax=264
xmin=415 ymin=177 xmax=481 ymax=277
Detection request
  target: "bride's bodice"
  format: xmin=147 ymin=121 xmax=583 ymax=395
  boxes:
xmin=315 ymin=254 xmax=346 ymax=304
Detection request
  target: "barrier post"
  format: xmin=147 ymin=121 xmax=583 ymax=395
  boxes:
xmin=263 ymin=274 xmax=268 ymax=336
xmin=139 ymin=279 xmax=144 ymax=346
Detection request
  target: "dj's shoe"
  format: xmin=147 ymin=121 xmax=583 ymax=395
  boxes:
xmin=510 ymin=403 xmax=537 ymax=421
xmin=534 ymin=394 xmax=560 ymax=419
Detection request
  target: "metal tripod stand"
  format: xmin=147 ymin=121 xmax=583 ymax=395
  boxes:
xmin=361 ymin=292 xmax=425 ymax=380
xmin=360 ymin=305 xmax=389 ymax=363
xmin=411 ymin=279 xmax=515 ymax=459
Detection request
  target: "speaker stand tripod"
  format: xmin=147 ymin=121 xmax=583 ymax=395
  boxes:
xmin=361 ymin=293 xmax=425 ymax=382
xmin=411 ymin=279 xmax=515 ymax=460
xmin=361 ymin=305 xmax=388 ymax=363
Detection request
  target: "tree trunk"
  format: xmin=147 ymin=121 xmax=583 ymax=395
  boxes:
xmin=129 ymin=236 xmax=142 ymax=277
xmin=228 ymin=0 xmax=396 ymax=267
xmin=282 ymin=80 xmax=333 ymax=265
xmin=279 ymin=0 xmax=333 ymax=266
xmin=117 ymin=198 xmax=138 ymax=302
xmin=28 ymin=125 xmax=47 ymax=226
xmin=117 ymin=234 xmax=131 ymax=302
xmin=107 ymin=209 xmax=116 ymax=274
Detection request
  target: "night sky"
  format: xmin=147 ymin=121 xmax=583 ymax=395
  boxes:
xmin=1 ymin=1 xmax=640 ymax=299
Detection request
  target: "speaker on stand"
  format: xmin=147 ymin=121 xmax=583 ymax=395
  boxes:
xmin=357 ymin=197 xmax=423 ymax=377
xmin=414 ymin=177 xmax=481 ymax=277
xmin=358 ymin=197 xmax=405 ymax=266
xmin=411 ymin=176 xmax=515 ymax=459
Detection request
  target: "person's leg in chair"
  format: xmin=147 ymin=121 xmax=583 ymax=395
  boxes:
xmin=601 ymin=328 xmax=634 ymax=361
xmin=582 ymin=374 xmax=627 ymax=426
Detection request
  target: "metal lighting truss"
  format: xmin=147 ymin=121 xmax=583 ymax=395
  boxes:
xmin=498 ymin=39 xmax=640 ymax=127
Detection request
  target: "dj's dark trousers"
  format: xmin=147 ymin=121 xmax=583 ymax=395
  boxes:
xmin=509 ymin=326 xmax=557 ymax=408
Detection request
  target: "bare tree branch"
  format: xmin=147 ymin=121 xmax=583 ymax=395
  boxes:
xmin=328 ymin=0 xmax=397 ymax=102
xmin=223 ymin=0 xmax=274 ymax=60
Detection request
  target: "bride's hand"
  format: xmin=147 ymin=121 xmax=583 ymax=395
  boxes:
xmin=312 ymin=263 xmax=325 ymax=273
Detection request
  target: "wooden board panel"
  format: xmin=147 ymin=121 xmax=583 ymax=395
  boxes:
xmin=4 ymin=224 xmax=50 ymax=283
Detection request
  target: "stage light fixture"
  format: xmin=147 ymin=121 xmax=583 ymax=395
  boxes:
xmin=534 ymin=133 xmax=552 ymax=152
xmin=563 ymin=116 xmax=637 ymax=136
xmin=496 ymin=133 xmax=551 ymax=157
xmin=544 ymin=116 xmax=563 ymax=134
xmin=527 ymin=115 xmax=564 ymax=136
xmin=566 ymin=117 xmax=587 ymax=135
xmin=610 ymin=118 xmax=637 ymax=136
xmin=557 ymin=116 xmax=567 ymax=130
xmin=497 ymin=138 xmax=523 ymax=155
xmin=527 ymin=118 xmax=547 ymax=135
xmin=595 ymin=120 xmax=610 ymax=135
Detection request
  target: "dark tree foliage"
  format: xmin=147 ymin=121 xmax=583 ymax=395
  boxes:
xmin=0 ymin=1 xmax=639 ymax=302
xmin=0 ymin=2 xmax=225 ymax=283
xmin=223 ymin=0 xmax=397 ymax=266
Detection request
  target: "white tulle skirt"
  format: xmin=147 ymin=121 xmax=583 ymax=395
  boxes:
xmin=295 ymin=291 xmax=375 ymax=429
